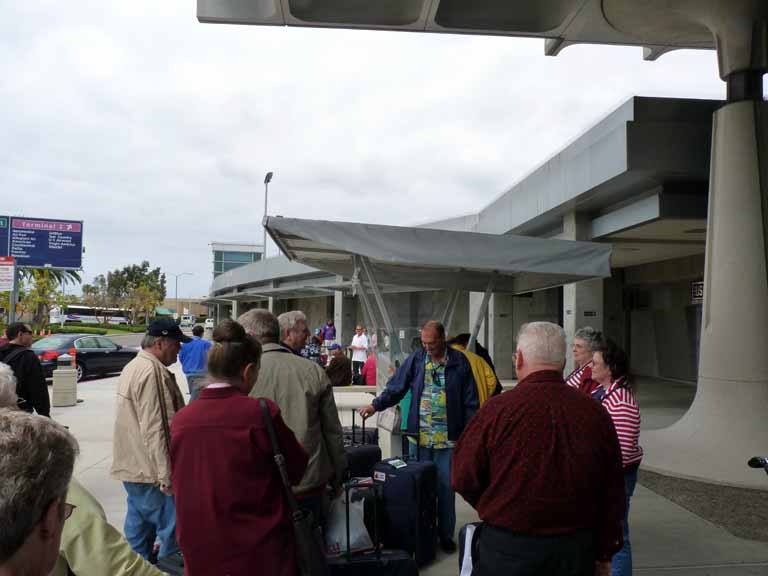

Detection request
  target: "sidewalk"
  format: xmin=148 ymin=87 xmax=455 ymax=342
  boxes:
xmin=52 ymin=371 xmax=768 ymax=575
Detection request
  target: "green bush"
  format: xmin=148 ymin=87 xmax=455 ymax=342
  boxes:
xmin=48 ymin=326 xmax=108 ymax=335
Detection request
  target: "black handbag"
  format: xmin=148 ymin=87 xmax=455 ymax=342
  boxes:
xmin=259 ymin=399 xmax=329 ymax=576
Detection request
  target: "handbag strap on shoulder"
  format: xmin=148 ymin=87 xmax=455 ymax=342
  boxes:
xmin=259 ymin=398 xmax=301 ymax=516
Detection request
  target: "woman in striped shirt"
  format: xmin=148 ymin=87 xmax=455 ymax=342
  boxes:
xmin=565 ymin=326 xmax=602 ymax=394
xmin=591 ymin=339 xmax=642 ymax=576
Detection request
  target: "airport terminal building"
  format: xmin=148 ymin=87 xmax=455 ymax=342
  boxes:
xmin=206 ymin=95 xmax=714 ymax=385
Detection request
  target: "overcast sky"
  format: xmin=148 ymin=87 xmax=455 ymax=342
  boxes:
xmin=1 ymin=1 xmax=729 ymax=298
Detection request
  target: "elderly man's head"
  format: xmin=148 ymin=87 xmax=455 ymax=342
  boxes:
xmin=0 ymin=409 xmax=79 ymax=575
xmin=0 ymin=363 xmax=18 ymax=410
xmin=238 ymin=309 xmax=280 ymax=344
xmin=421 ymin=320 xmax=447 ymax=361
xmin=278 ymin=311 xmax=309 ymax=351
xmin=515 ymin=322 xmax=567 ymax=381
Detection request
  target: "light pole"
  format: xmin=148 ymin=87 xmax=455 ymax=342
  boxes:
xmin=170 ymin=272 xmax=193 ymax=318
xmin=263 ymin=171 xmax=273 ymax=260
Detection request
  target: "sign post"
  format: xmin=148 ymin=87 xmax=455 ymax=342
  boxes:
xmin=1 ymin=257 xmax=18 ymax=325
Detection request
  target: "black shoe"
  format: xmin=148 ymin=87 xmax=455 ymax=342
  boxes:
xmin=440 ymin=538 xmax=457 ymax=554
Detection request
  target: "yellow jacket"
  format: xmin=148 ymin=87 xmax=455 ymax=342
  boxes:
xmin=451 ymin=344 xmax=497 ymax=405
xmin=53 ymin=479 xmax=164 ymax=575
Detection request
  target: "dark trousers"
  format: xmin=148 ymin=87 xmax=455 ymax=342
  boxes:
xmin=477 ymin=525 xmax=594 ymax=576
xmin=352 ymin=361 xmax=364 ymax=384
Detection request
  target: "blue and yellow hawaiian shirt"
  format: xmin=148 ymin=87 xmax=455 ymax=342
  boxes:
xmin=418 ymin=354 xmax=453 ymax=449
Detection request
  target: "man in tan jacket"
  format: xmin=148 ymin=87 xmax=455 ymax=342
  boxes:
xmin=111 ymin=318 xmax=187 ymax=565
xmin=239 ymin=309 xmax=347 ymax=525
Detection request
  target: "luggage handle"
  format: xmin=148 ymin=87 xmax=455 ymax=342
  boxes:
xmin=351 ymin=409 xmax=369 ymax=446
xmin=401 ymin=431 xmax=421 ymax=461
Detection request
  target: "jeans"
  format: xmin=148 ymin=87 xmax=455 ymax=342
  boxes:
xmin=123 ymin=482 xmax=179 ymax=561
xmin=186 ymin=373 xmax=207 ymax=402
xmin=612 ymin=464 xmax=639 ymax=576
xmin=409 ymin=443 xmax=456 ymax=542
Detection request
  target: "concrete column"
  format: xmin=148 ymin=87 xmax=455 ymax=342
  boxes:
xmin=230 ymin=299 xmax=239 ymax=320
xmin=561 ymin=211 xmax=604 ymax=373
xmin=487 ymin=294 xmax=515 ymax=380
xmin=267 ymin=297 xmax=274 ymax=313
xmin=468 ymin=292 xmax=489 ymax=347
xmin=334 ymin=288 xmax=356 ymax=346
xmin=642 ymin=100 xmax=768 ymax=489
xmin=215 ymin=304 xmax=221 ymax=324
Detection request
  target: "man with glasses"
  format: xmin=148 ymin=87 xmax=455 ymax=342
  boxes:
xmin=111 ymin=318 xmax=188 ymax=568
xmin=358 ymin=320 xmax=478 ymax=553
xmin=0 ymin=322 xmax=50 ymax=417
xmin=0 ymin=408 xmax=79 ymax=576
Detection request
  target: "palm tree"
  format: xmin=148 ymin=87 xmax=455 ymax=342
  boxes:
xmin=19 ymin=268 xmax=81 ymax=286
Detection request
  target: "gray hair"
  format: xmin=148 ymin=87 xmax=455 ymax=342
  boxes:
xmin=517 ymin=322 xmax=567 ymax=367
xmin=141 ymin=334 xmax=158 ymax=349
xmin=278 ymin=311 xmax=307 ymax=336
xmin=238 ymin=309 xmax=280 ymax=343
xmin=0 ymin=364 xmax=17 ymax=409
xmin=574 ymin=326 xmax=603 ymax=352
xmin=0 ymin=409 xmax=79 ymax=562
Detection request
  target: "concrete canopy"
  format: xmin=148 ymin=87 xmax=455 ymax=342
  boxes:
xmin=264 ymin=216 xmax=612 ymax=294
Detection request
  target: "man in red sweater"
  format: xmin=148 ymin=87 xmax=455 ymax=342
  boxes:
xmin=452 ymin=321 xmax=625 ymax=576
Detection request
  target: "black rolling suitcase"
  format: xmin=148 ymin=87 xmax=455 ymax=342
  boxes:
xmin=372 ymin=434 xmax=438 ymax=567
xmin=327 ymin=480 xmax=418 ymax=576
xmin=344 ymin=412 xmax=381 ymax=478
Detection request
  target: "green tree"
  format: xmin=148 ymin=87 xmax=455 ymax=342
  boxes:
xmin=107 ymin=262 xmax=166 ymax=306
xmin=81 ymin=274 xmax=111 ymax=324
xmin=20 ymin=269 xmax=65 ymax=329
xmin=81 ymin=262 xmax=166 ymax=325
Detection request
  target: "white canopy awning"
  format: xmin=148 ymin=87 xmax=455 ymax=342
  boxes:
xmin=264 ymin=216 xmax=612 ymax=294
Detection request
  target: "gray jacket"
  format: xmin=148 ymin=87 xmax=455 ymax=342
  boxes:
xmin=250 ymin=342 xmax=347 ymax=494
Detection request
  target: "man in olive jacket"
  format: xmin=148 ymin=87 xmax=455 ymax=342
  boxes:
xmin=239 ymin=309 xmax=347 ymax=524
xmin=110 ymin=319 xmax=187 ymax=564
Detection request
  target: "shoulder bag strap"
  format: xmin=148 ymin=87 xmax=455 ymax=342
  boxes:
xmin=154 ymin=364 xmax=172 ymax=456
xmin=259 ymin=398 xmax=301 ymax=516
xmin=0 ymin=347 xmax=29 ymax=368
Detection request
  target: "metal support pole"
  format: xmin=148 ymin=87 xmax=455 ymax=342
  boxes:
xmin=353 ymin=256 xmax=379 ymax=336
xmin=359 ymin=257 xmax=394 ymax=336
xmin=468 ymin=274 xmax=496 ymax=353
xmin=8 ymin=267 xmax=19 ymax=325
xmin=263 ymin=181 xmax=269 ymax=258
xmin=441 ymin=289 xmax=460 ymax=336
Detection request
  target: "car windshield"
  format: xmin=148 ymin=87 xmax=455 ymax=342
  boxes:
xmin=31 ymin=336 xmax=73 ymax=350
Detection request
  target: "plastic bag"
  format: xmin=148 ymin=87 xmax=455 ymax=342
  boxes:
xmin=324 ymin=491 xmax=373 ymax=556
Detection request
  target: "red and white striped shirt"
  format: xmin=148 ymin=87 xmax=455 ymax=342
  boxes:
xmin=565 ymin=362 xmax=598 ymax=395
xmin=600 ymin=378 xmax=643 ymax=468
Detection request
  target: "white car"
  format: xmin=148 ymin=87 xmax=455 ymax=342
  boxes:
xmin=204 ymin=318 xmax=214 ymax=329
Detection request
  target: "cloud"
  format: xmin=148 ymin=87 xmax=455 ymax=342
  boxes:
xmin=0 ymin=1 xmax=726 ymax=297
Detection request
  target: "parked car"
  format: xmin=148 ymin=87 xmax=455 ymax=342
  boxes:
xmin=31 ymin=334 xmax=139 ymax=382
xmin=180 ymin=315 xmax=195 ymax=327
xmin=204 ymin=318 xmax=214 ymax=329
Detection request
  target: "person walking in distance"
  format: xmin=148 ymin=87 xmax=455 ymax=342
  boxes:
xmin=178 ymin=325 xmax=212 ymax=402
xmin=349 ymin=325 xmax=368 ymax=385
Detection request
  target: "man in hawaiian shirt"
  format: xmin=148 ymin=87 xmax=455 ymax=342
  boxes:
xmin=358 ymin=320 xmax=478 ymax=553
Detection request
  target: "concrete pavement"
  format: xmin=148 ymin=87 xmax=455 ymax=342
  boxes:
xmin=50 ymin=372 xmax=768 ymax=575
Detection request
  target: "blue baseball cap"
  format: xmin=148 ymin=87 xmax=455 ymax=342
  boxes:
xmin=328 ymin=343 xmax=342 ymax=351
xmin=147 ymin=318 xmax=192 ymax=343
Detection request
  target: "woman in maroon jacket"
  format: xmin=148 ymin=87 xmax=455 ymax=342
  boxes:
xmin=171 ymin=320 xmax=308 ymax=576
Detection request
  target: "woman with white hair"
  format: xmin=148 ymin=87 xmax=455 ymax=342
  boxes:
xmin=565 ymin=326 xmax=603 ymax=394
xmin=0 ymin=362 xmax=18 ymax=409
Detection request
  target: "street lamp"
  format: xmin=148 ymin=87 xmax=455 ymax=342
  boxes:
xmin=169 ymin=272 xmax=193 ymax=318
xmin=263 ymin=171 xmax=273 ymax=260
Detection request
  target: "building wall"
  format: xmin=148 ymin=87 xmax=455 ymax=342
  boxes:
xmin=623 ymin=254 xmax=704 ymax=382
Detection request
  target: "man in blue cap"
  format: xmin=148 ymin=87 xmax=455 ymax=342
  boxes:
xmin=111 ymin=318 xmax=189 ymax=569
xmin=325 ymin=343 xmax=351 ymax=387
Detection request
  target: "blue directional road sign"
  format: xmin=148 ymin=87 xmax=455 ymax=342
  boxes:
xmin=0 ymin=216 xmax=8 ymax=258
xmin=9 ymin=217 xmax=83 ymax=269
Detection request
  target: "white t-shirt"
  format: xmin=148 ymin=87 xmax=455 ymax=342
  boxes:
xmin=351 ymin=334 xmax=368 ymax=363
